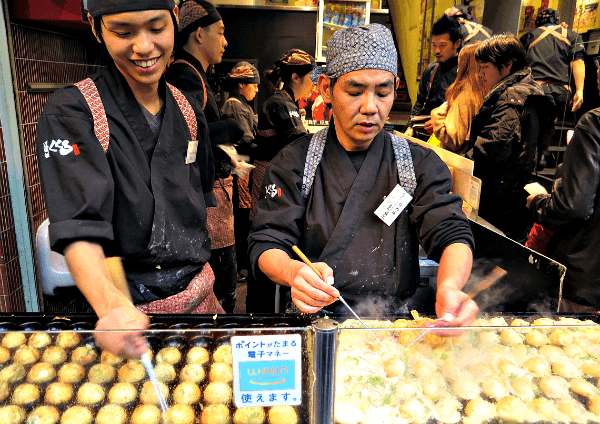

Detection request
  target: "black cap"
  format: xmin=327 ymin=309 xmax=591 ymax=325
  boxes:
xmin=87 ymin=0 xmax=175 ymax=17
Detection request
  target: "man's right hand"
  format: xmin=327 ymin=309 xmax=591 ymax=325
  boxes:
xmin=404 ymin=127 xmax=414 ymax=137
xmin=289 ymin=262 xmax=339 ymax=313
xmin=95 ymin=306 xmax=149 ymax=359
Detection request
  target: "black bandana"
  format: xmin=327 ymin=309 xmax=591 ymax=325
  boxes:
xmin=87 ymin=0 xmax=174 ymax=17
xmin=178 ymin=0 xmax=222 ymax=39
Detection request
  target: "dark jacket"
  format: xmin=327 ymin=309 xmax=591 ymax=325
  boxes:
xmin=529 ymin=108 xmax=600 ymax=306
xmin=467 ymin=68 xmax=554 ymax=241
xmin=409 ymin=56 xmax=458 ymax=122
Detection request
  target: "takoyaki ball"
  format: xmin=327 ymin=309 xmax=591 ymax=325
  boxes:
xmin=118 ymin=361 xmax=145 ymax=383
xmin=187 ymin=346 xmax=210 ymax=365
xmin=399 ymin=399 xmax=427 ymax=423
xmin=0 ymin=363 xmax=26 ymax=383
xmin=0 ymin=346 xmax=11 ymax=363
xmin=268 ymin=406 xmax=298 ymax=424
xmin=499 ymin=329 xmax=522 ymax=345
xmin=333 ymin=404 xmax=364 ymax=424
xmin=496 ymin=396 xmax=530 ymax=422
xmin=582 ymin=363 xmax=600 ymax=379
xmin=553 ymin=359 xmax=583 ymax=379
xmin=95 ymin=404 xmax=127 ymax=424
xmin=233 ymin=407 xmax=266 ymax=424
xmin=163 ymin=404 xmax=195 ymax=424
xmin=157 ymin=347 xmax=182 ymax=365
xmin=55 ymin=333 xmax=80 ymax=349
xmin=440 ymin=361 xmax=468 ymax=381
xmin=43 ymin=346 xmax=67 ymax=365
xmin=510 ymin=376 xmax=537 ymax=402
xmin=2 ymin=332 xmax=27 ymax=349
xmin=481 ymin=377 xmax=510 ymax=400
xmin=0 ymin=405 xmax=26 ymax=424
xmin=468 ymin=363 xmax=495 ymax=382
xmin=571 ymin=378 xmax=599 ymax=398
xmin=14 ymin=345 xmax=40 ymax=365
xmin=61 ymin=406 xmax=93 ymax=424
xmin=154 ymin=362 xmax=177 ymax=383
xmin=71 ymin=345 xmax=97 ymax=365
xmin=27 ymin=406 xmax=60 ymax=424
xmin=209 ymin=362 xmax=233 ymax=384
xmin=203 ymin=381 xmax=232 ymax=404
xmin=478 ymin=330 xmax=500 ymax=346
xmin=451 ymin=377 xmax=481 ymax=400
xmin=28 ymin=333 xmax=52 ymax=349
xmin=589 ymin=396 xmax=600 ymax=415
xmin=527 ymin=397 xmax=563 ymax=422
xmin=539 ymin=344 xmax=567 ymax=364
xmin=77 ymin=382 xmax=105 ymax=406
xmin=100 ymin=351 xmax=123 ymax=366
xmin=12 ymin=382 xmax=40 ymax=405
xmin=556 ymin=399 xmax=590 ymax=424
xmin=140 ymin=381 xmax=170 ymax=405
xmin=396 ymin=330 xmax=420 ymax=347
xmin=522 ymin=356 xmax=551 ymax=377
xmin=509 ymin=344 xmax=529 ymax=364
xmin=57 ymin=363 xmax=85 ymax=383
xmin=179 ymin=363 xmax=205 ymax=384
xmin=421 ymin=374 xmax=447 ymax=398
xmin=532 ymin=317 xmax=555 ymax=326
xmin=213 ymin=345 xmax=232 ymax=364
xmin=382 ymin=357 xmax=405 ymax=378
xmin=564 ymin=343 xmax=587 ymax=359
xmin=525 ymin=330 xmax=549 ymax=347
xmin=44 ymin=382 xmax=73 ymax=405
xmin=549 ymin=329 xmax=573 ymax=346
xmin=464 ymin=398 xmax=496 ymax=422
xmin=107 ymin=382 xmax=137 ymax=405
xmin=434 ymin=395 xmax=462 ymax=424
xmin=173 ymin=382 xmax=201 ymax=404
xmin=199 ymin=404 xmax=230 ymax=424
xmin=539 ymin=375 xmax=571 ymax=399
xmin=27 ymin=362 xmax=56 ymax=384
xmin=0 ymin=380 xmax=9 ymax=401
xmin=394 ymin=379 xmax=420 ymax=400
xmin=87 ymin=363 xmax=116 ymax=384
xmin=497 ymin=359 xmax=519 ymax=377
xmin=411 ymin=359 xmax=437 ymax=378
xmin=130 ymin=404 xmax=161 ymax=424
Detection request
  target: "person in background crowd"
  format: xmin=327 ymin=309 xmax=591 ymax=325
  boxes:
xmin=221 ymin=62 xmax=260 ymax=280
xmin=520 ymin=8 xmax=585 ymax=169
xmin=430 ymin=42 xmax=486 ymax=154
xmin=405 ymin=15 xmax=461 ymax=140
xmin=467 ymin=33 xmax=554 ymax=243
xmin=38 ymin=0 xmax=222 ymax=358
xmin=247 ymin=49 xmax=316 ymax=312
xmin=446 ymin=4 xmax=493 ymax=46
xmin=526 ymin=65 xmax=600 ymax=312
xmin=249 ymin=24 xmax=477 ymax=325
xmin=166 ymin=0 xmax=242 ymax=313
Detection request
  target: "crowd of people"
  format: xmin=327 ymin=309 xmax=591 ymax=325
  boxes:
xmin=36 ymin=0 xmax=597 ymax=358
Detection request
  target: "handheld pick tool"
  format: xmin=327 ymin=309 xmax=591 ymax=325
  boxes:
xmin=292 ymin=245 xmax=389 ymax=352
xmin=406 ymin=266 xmax=507 ymax=348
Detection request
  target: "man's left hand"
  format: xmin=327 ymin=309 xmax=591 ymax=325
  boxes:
xmin=435 ymin=285 xmax=478 ymax=328
xmin=572 ymin=90 xmax=584 ymax=112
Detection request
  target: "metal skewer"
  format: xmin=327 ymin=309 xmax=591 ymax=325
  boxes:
xmin=141 ymin=352 xmax=169 ymax=412
xmin=406 ymin=266 xmax=507 ymax=348
xmin=292 ymin=245 xmax=389 ymax=352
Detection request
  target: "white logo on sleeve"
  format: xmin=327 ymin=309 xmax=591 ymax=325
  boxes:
xmin=265 ymin=184 xmax=282 ymax=198
xmin=43 ymin=140 xmax=77 ymax=158
xmin=289 ymin=110 xmax=300 ymax=118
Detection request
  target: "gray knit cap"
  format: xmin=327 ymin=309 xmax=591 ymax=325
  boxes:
xmin=311 ymin=23 xmax=397 ymax=83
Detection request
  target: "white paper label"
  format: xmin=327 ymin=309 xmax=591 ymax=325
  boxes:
xmin=232 ymin=334 xmax=302 ymax=408
xmin=185 ymin=140 xmax=198 ymax=164
xmin=374 ymin=184 xmax=412 ymax=226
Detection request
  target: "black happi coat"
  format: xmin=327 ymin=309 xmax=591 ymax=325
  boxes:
xmin=37 ymin=65 xmax=216 ymax=302
xmin=248 ymin=124 xmax=473 ymax=311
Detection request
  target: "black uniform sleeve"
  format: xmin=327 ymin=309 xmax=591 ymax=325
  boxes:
xmin=247 ymin=137 xmax=310 ymax=278
xmin=263 ymin=99 xmax=307 ymax=144
xmin=409 ymin=64 xmax=433 ymax=123
xmin=37 ymin=88 xmax=116 ymax=253
xmin=408 ymin=142 xmax=474 ymax=262
xmin=570 ymin=31 xmax=585 ymax=62
xmin=530 ymin=110 xmax=600 ymax=230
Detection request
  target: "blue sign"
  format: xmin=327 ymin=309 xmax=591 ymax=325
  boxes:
xmin=239 ymin=360 xmax=295 ymax=391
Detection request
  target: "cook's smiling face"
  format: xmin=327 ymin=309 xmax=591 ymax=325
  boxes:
xmin=320 ymin=69 xmax=397 ymax=151
xmin=95 ymin=9 xmax=177 ymax=93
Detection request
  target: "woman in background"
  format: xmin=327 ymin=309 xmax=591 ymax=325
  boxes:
xmin=430 ymin=43 xmax=486 ymax=154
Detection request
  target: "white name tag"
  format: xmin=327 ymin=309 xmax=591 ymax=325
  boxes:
xmin=186 ymin=140 xmax=198 ymax=164
xmin=374 ymin=184 xmax=412 ymax=226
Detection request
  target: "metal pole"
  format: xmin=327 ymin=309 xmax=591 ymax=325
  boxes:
xmin=311 ymin=318 xmax=337 ymax=424
xmin=0 ymin=0 xmax=39 ymax=312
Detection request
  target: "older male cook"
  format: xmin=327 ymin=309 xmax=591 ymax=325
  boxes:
xmin=248 ymin=24 xmax=477 ymax=325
